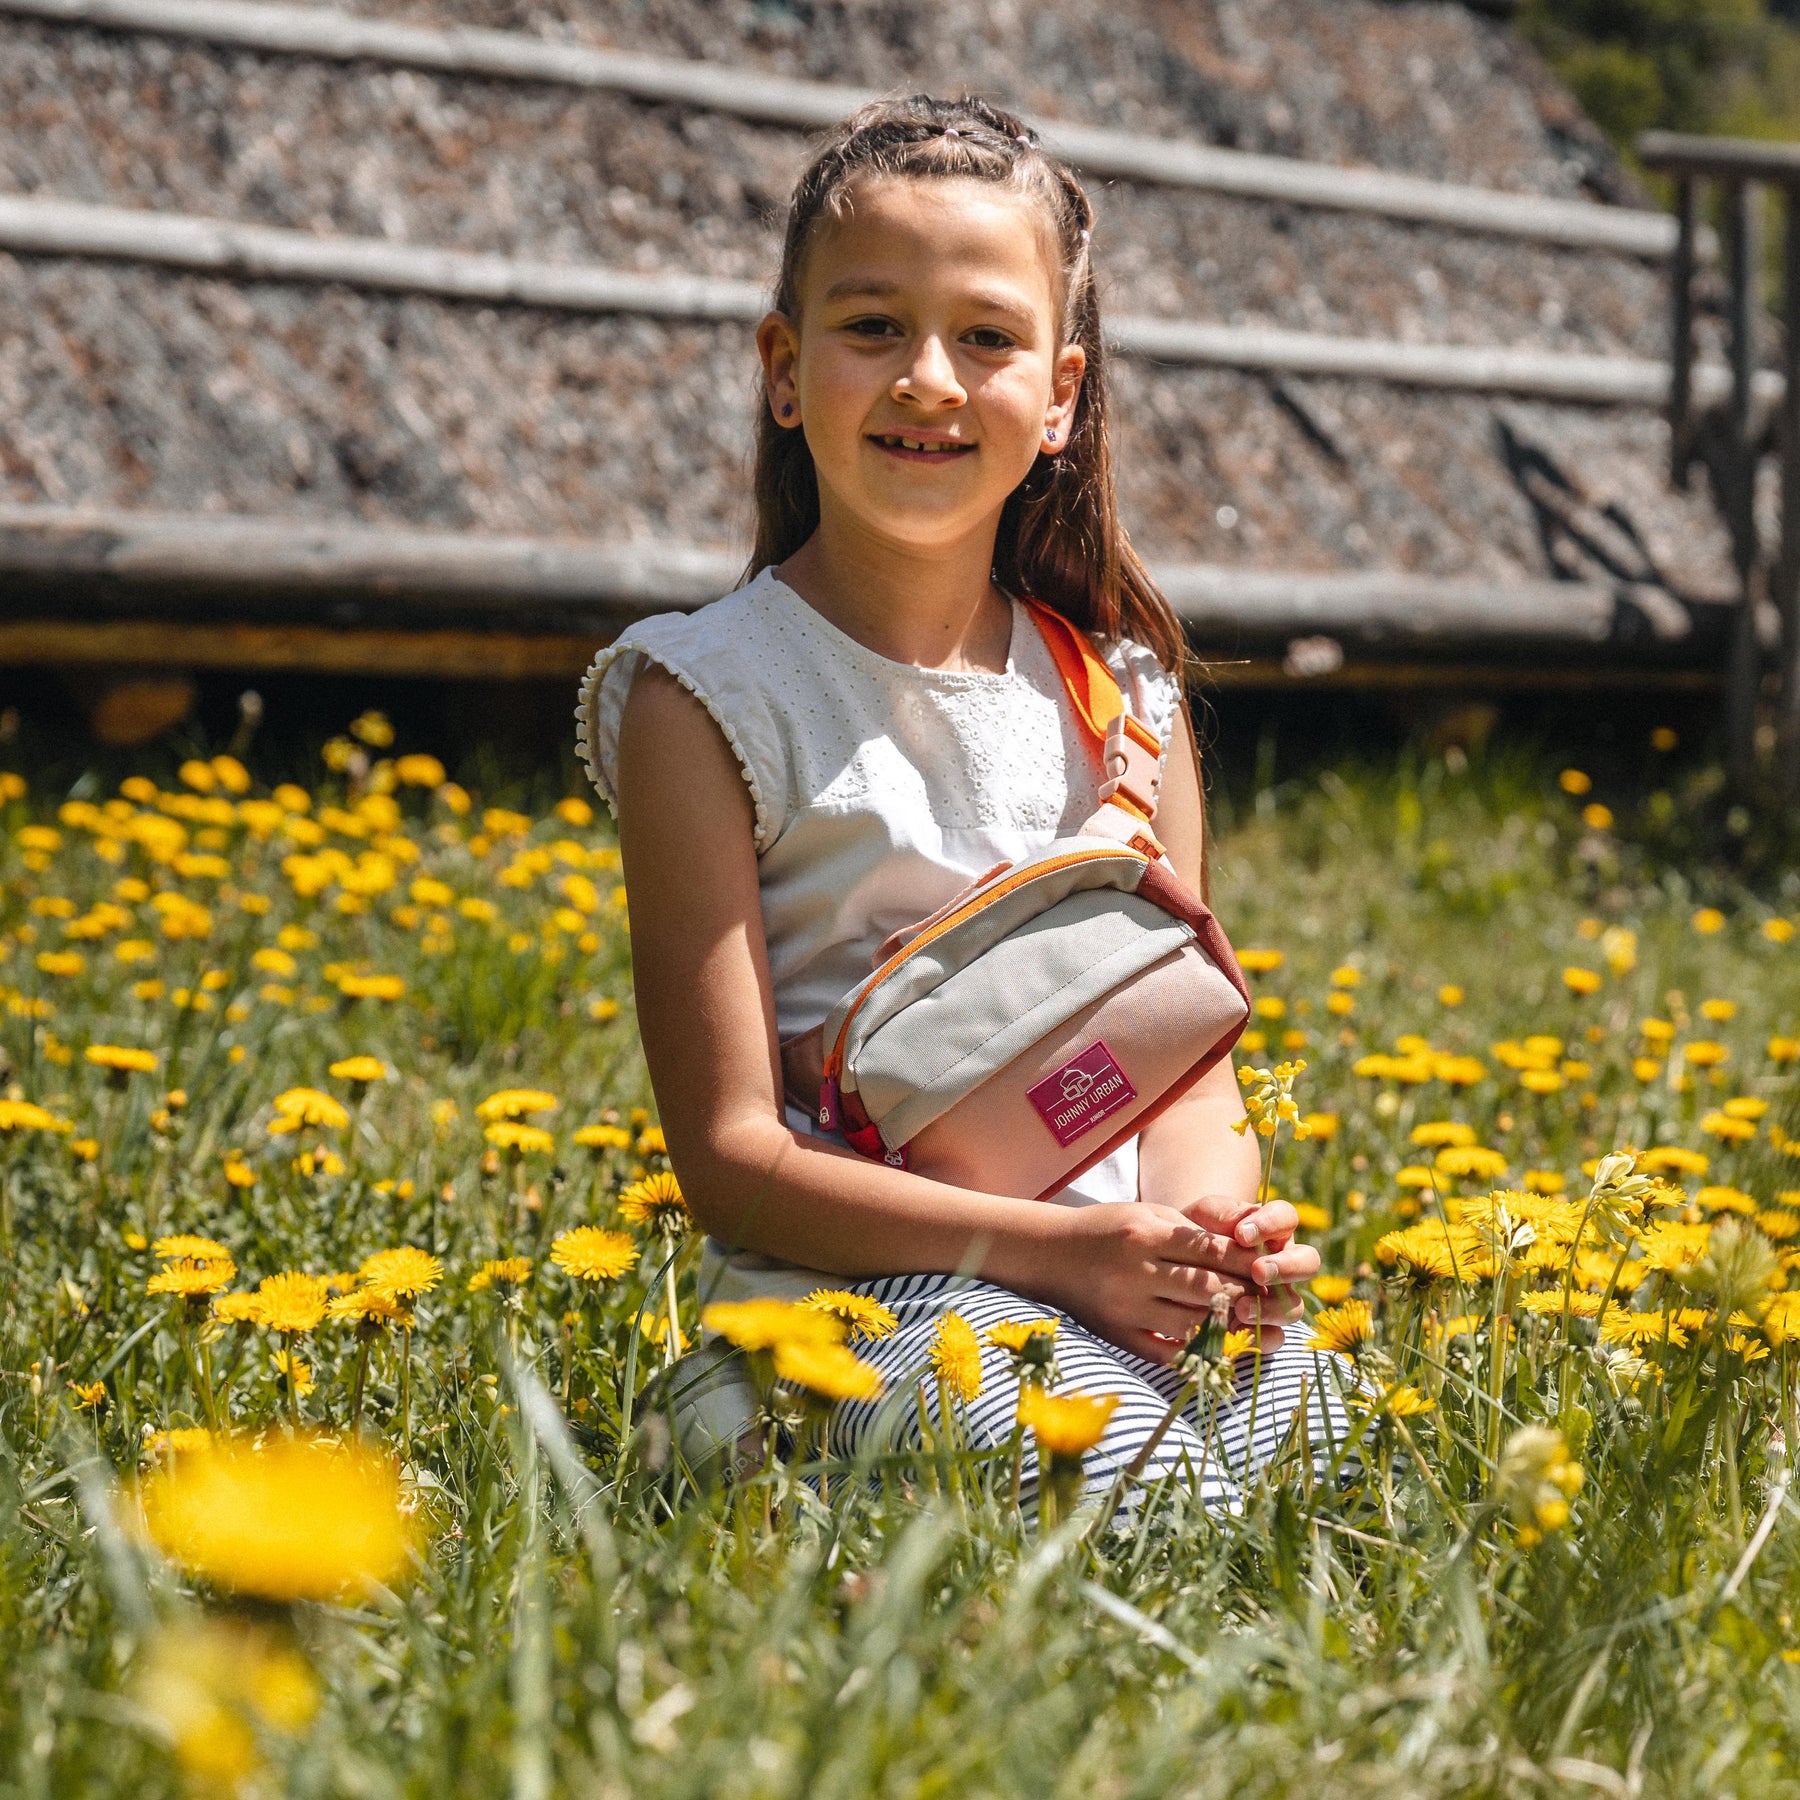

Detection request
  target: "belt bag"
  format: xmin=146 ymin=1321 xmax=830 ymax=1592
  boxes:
xmin=793 ymin=601 xmax=1251 ymax=1204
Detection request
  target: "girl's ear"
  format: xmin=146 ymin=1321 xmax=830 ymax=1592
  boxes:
xmin=757 ymin=311 xmax=804 ymax=428
xmin=1042 ymin=341 xmax=1086 ymax=455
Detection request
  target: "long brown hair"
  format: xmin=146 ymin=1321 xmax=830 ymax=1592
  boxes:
xmin=745 ymin=93 xmax=1188 ymax=681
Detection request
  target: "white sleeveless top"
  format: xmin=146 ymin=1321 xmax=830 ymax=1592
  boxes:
xmin=577 ymin=567 xmax=1183 ymax=1298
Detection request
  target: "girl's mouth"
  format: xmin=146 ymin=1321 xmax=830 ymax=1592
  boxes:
xmin=868 ymin=435 xmax=977 ymax=462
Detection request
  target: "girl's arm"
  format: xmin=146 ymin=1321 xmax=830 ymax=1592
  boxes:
xmin=1134 ymin=705 xmax=1316 ymax=1320
xmin=615 ymin=665 xmax=1313 ymax=1362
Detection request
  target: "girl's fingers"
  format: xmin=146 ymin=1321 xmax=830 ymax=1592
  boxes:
xmin=1232 ymin=1199 xmax=1300 ymax=1247
xmin=1246 ymin=1242 xmax=1320 ymax=1288
xmin=1153 ymin=1261 xmax=1245 ymax=1308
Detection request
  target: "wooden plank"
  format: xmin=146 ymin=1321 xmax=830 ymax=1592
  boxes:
xmin=1 ymin=0 xmax=1693 ymax=257
xmin=1641 ymin=131 xmax=1800 ymax=187
xmin=0 ymin=618 xmax=601 ymax=678
xmin=0 ymin=505 xmax=1715 ymax=652
xmin=0 ymin=195 xmax=1752 ymax=407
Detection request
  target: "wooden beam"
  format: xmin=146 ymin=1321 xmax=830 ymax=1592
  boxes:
xmin=0 ymin=195 xmax=1755 ymax=407
xmin=2 ymin=0 xmax=1694 ymax=258
xmin=1641 ymin=131 xmax=1800 ymax=188
xmin=0 ymin=505 xmax=1719 ymax=654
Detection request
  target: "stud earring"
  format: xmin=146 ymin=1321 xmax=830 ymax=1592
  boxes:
xmin=781 ymin=403 xmax=794 ymax=418
xmin=1045 ymin=428 xmax=1057 ymax=444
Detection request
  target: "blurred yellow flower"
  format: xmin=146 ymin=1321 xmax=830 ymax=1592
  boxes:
xmin=328 ymin=1056 xmax=386 ymax=1083
xmin=476 ymin=1088 xmax=559 ymax=1123
xmin=85 ymin=1043 xmax=156 ymax=1073
xmin=703 ymin=1297 xmax=842 ymax=1352
xmin=1692 ymin=908 xmax=1726 ymax=935
xmin=137 ymin=1435 xmax=411 ymax=1601
xmin=1558 ymin=769 xmax=1591 ymax=796
xmin=929 ymin=1313 xmax=984 ymax=1403
xmin=468 ymin=1257 xmax=532 ymax=1293
xmin=485 ymin=1121 xmax=555 ymax=1155
xmin=270 ymin=1087 xmax=350 ymax=1131
xmin=1238 ymin=949 xmax=1284 ymax=973
xmin=800 ymin=1288 xmax=899 ymax=1341
xmin=1309 ymin=1274 xmax=1353 ymax=1304
xmin=772 ymin=1338 xmax=883 ymax=1403
xmin=1016 ymin=1386 xmax=1117 ymax=1458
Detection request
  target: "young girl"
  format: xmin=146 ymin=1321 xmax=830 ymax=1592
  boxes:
xmin=579 ymin=95 xmax=1341 ymax=1507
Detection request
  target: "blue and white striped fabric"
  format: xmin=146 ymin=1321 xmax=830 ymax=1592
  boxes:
xmin=827 ymin=1273 xmax=1351 ymax=1513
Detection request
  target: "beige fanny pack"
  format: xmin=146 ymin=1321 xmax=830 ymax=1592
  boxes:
xmin=781 ymin=601 xmax=1251 ymax=1203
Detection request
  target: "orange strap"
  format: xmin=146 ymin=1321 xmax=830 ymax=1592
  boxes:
xmin=1025 ymin=600 xmax=1163 ymax=757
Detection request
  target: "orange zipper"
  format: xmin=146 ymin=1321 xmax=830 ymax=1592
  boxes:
xmin=824 ymin=842 xmax=1149 ymax=1083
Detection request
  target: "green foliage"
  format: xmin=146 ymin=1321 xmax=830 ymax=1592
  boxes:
xmin=1519 ymin=0 xmax=1800 ymax=151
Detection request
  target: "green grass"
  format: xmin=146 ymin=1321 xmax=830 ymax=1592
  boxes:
xmin=4 ymin=727 xmax=1800 ymax=1799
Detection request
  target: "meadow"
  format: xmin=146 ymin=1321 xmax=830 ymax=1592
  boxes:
xmin=4 ymin=709 xmax=1800 ymax=1799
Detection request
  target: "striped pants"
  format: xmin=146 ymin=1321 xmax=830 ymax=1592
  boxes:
xmin=828 ymin=1273 xmax=1351 ymax=1512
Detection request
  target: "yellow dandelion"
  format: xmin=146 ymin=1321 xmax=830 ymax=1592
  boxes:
xmin=549 ymin=1227 xmax=638 ymax=1283
xmin=475 ymin=1088 xmax=559 ymax=1123
xmin=1411 ymin=1120 xmax=1476 ymax=1149
xmin=1311 ymin=1299 xmax=1375 ymax=1360
xmin=67 ymin=1379 xmax=107 ymax=1411
xmin=617 ymin=1170 xmax=690 ymax=1237
xmin=1685 ymin=1041 xmax=1730 ymax=1068
xmin=325 ymin=1289 xmax=414 ymax=1329
xmin=1238 ymin=949 xmax=1284 ymax=973
xmin=771 ymin=1338 xmax=884 ymax=1404
xmin=1015 ymin=1387 xmax=1118 ymax=1458
xmin=136 ymin=1434 xmax=412 ymax=1602
xmin=485 ymin=1121 xmax=555 ymax=1155
xmin=358 ymin=1246 xmax=443 ymax=1302
xmin=573 ymin=1123 xmax=632 ymax=1150
xmin=152 ymin=1233 xmax=230 ymax=1262
xmin=1309 ymin=1274 xmax=1354 ymax=1304
xmin=468 ymin=1257 xmax=532 ymax=1293
xmin=222 ymin=1156 xmax=256 ymax=1188
xmin=1435 ymin=1145 xmax=1508 ymax=1181
xmin=271 ymin=1351 xmax=314 ymax=1396
xmin=702 ymin=1298 xmax=844 ymax=1352
xmin=1562 ymin=966 xmax=1602 ymax=996
xmin=86 ymin=1043 xmax=157 ymax=1074
xmin=327 ymin=1055 xmax=386 ymax=1084
xmin=928 ymin=1313 xmax=984 ymax=1403
xmin=253 ymin=1272 xmax=329 ymax=1334
xmin=269 ymin=1087 xmax=349 ymax=1130
xmin=148 ymin=1258 xmax=236 ymax=1299
xmin=1351 ymin=1383 xmax=1435 ymax=1418
xmin=212 ymin=1293 xmax=266 ymax=1325
xmin=800 ymin=1288 xmax=899 ymax=1341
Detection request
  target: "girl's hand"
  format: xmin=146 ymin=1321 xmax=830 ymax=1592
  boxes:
xmin=1181 ymin=1193 xmax=1318 ymax=1293
xmin=1029 ymin=1201 xmax=1297 ymax=1365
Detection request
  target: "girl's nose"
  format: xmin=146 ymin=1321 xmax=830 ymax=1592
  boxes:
xmin=893 ymin=336 xmax=965 ymax=408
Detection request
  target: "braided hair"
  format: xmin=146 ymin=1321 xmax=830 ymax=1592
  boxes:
xmin=745 ymin=94 xmax=1188 ymax=681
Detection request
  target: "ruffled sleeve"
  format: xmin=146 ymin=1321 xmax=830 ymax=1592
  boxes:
xmin=1104 ymin=637 xmax=1183 ymax=776
xmin=574 ymin=596 xmax=791 ymax=853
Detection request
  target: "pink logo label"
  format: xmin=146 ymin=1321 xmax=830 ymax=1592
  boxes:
xmin=1027 ymin=1040 xmax=1138 ymax=1148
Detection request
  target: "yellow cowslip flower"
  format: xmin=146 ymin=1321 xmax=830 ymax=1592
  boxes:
xmin=550 ymin=1227 xmax=638 ymax=1283
xmin=485 ymin=1121 xmax=555 ymax=1155
xmin=617 ymin=1170 xmax=690 ymax=1238
xmin=137 ymin=1434 xmax=411 ymax=1602
xmin=1435 ymin=1146 xmax=1507 ymax=1182
xmin=468 ymin=1257 xmax=532 ymax=1293
xmin=328 ymin=1056 xmax=386 ymax=1084
xmin=475 ymin=1088 xmax=559 ymax=1123
xmin=85 ymin=1042 xmax=156 ymax=1074
xmin=928 ymin=1313 xmax=984 ymax=1404
xmin=1309 ymin=1274 xmax=1354 ymax=1304
xmin=1311 ymin=1299 xmax=1375 ymax=1361
xmin=148 ymin=1258 xmax=236 ymax=1299
xmin=254 ymin=1272 xmax=329 ymax=1334
xmin=772 ymin=1338 xmax=883 ymax=1404
xmin=153 ymin=1234 xmax=230 ymax=1263
xmin=800 ymin=1288 xmax=899 ymax=1341
xmin=1237 ymin=949 xmax=1283 ymax=973
xmin=702 ymin=1298 xmax=843 ymax=1352
xmin=573 ymin=1123 xmax=632 ymax=1151
xmin=1562 ymin=966 xmax=1602 ymax=996
xmin=1692 ymin=908 xmax=1726 ymax=935
xmin=1411 ymin=1120 xmax=1475 ymax=1149
xmin=1234 ymin=1059 xmax=1310 ymax=1139
xmin=358 ymin=1246 xmax=443 ymax=1301
xmin=1015 ymin=1386 xmax=1117 ymax=1459
xmin=270 ymin=1088 xmax=350 ymax=1131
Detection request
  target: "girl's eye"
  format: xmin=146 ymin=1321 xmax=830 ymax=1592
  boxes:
xmin=964 ymin=327 xmax=1016 ymax=351
xmin=843 ymin=316 xmax=901 ymax=338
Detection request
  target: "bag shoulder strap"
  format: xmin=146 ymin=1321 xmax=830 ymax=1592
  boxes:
xmin=1023 ymin=599 xmax=1164 ymax=823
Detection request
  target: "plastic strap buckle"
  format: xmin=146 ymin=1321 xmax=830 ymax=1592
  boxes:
xmin=1097 ymin=713 xmax=1162 ymax=819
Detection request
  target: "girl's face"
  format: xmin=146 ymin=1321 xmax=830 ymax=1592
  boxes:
xmin=758 ymin=176 xmax=1085 ymax=555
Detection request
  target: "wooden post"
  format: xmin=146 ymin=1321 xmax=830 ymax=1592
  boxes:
xmin=1724 ymin=178 xmax=1763 ymax=789
xmin=1779 ymin=184 xmax=1800 ymax=796
xmin=1671 ymin=177 xmax=1698 ymax=489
